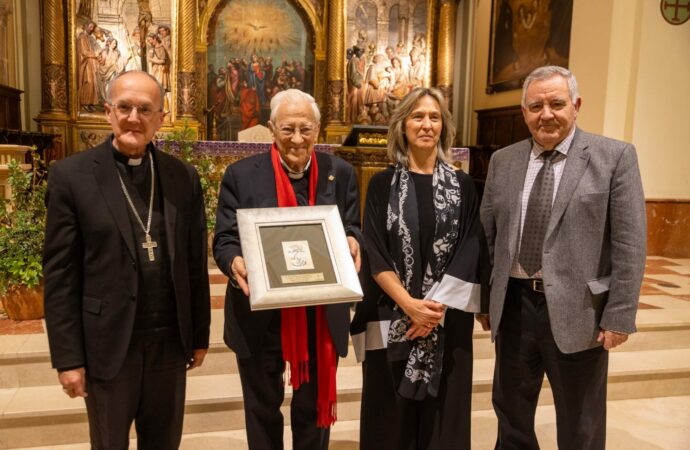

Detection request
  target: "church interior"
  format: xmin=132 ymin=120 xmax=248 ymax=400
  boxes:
xmin=0 ymin=0 xmax=689 ymax=448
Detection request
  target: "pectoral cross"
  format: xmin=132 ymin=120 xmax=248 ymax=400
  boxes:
xmin=141 ymin=233 xmax=158 ymax=262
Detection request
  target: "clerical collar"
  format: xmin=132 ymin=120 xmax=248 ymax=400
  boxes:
xmin=112 ymin=144 xmax=149 ymax=167
xmin=279 ymin=155 xmax=311 ymax=180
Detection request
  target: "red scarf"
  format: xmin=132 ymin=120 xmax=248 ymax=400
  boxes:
xmin=271 ymin=144 xmax=337 ymax=428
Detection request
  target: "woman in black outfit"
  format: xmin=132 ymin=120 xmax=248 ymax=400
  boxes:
xmin=351 ymin=87 xmax=489 ymax=449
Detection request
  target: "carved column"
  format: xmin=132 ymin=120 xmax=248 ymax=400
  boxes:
xmin=326 ymin=0 xmax=345 ymax=125
xmin=40 ymin=0 xmax=68 ymax=114
xmin=436 ymin=0 xmax=457 ymax=108
xmin=177 ymin=0 xmax=197 ymax=119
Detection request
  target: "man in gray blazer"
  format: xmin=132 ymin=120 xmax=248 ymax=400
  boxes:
xmin=479 ymin=66 xmax=646 ymax=449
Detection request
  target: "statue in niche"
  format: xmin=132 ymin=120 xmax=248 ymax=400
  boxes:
xmin=346 ymin=46 xmax=366 ymax=123
xmin=77 ymin=21 xmax=101 ymax=112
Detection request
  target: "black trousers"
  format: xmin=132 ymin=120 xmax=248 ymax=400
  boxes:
xmin=359 ymin=309 xmax=474 ymax=450
xmin=493 ymin=279 xmax=608 ymax=450
xmin=236 ymin=308 xmax=330 ymax=450
xmin=84 ymin=327 xmax=187 ymax=450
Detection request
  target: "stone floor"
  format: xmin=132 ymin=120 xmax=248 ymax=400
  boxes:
xmin=2 ymin=256 xmax=690 ymax=449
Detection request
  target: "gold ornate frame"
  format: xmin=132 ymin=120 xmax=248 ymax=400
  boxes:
xmin=34 ymin=0 xmax=460 ymax=154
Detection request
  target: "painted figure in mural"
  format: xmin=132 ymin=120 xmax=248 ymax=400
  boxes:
xmin=214 ymin=67 xmax=233 ymax=140
xmin=149 ymin=34 xmax=171 ymax=92
xmin=77 ymin=21 xmax=101 ymax=112
xmin=157 ymin=25 xmax=172 ymax=54
xmin=127 ymin=27 xmax=143 ymax=71
xmin=263 ymin=56 xmax=274 ymax=100
xmin=408 ymin=47 xmax=425 ymax=89
xmin=347 ymin=46 xmax=366 ymax=123
xmin=271 ymin=66 xmax=289 ymax=98
xmin=98 ymin=37 xmax=130 ymax=102
xmin=495 ymin=0 xmax=568 ymax=84
xmin=239 ymin=80 xmax=260 ymax=130
xmin=389 ymin=56 xmax=409 ymax=100
xmin=385 ymin=46 xmax=395 ymax=62
xmin=227 ymin=59 xmax=240 ymax=100
xmin=145 ymin=33 xmax=156 ymax=73
xmin=364 ymin=54 xmax=393 ymax=121
xmin=248 ymin=54 xmax=267 ymax=106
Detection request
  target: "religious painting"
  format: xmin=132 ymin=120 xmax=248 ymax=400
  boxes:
xmin=206 ymin=0 xmax=315 ymax=141
xmin=346 ymin=0 xmax=433 ymax=125
xmin=74 ymin=0 xmax=174 ymax=115
xmin=487 ymin=0 xmax=573 ymax=93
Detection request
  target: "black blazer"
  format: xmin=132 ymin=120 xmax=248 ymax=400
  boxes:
xmin=43 ymin=139 xmax=211 ymax=380
xmin=213 ymin=151 xmax=362 ymax=358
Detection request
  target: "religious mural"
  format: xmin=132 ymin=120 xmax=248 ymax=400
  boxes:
xmin=487 ymin=0 xmax=572 ymax=93
xmin=206 ymin=0 xmax=314 ymax=141
xmin=75 ymin=0 xmax=173 ymax=114
xmin=346 ymin=0 xmax=430 ymax=125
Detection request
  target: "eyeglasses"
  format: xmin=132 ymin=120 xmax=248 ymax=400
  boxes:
xmin=109 ymin=102 xmax=162 ymax=118
xmin=278 ymin=125 xmax=316 ymax=139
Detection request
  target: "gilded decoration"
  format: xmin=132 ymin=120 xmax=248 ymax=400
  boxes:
xmin=326 ymin=80 xmax=344 ymax=124
xmin=345 ymin=0 xmax=437 ymax=126
xmin=77 ymin=129 xmax=112 ymax=151
xmin=34 ymin=0 xmax=458 ymax=154
xmin=177 ymin=72 xmax=197 ymax=116
xmin=42 ymin=65 xmax=68 ymax=111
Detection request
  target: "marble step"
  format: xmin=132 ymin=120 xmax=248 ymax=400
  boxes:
xmin=11 ymin=395 xmax=690 ymax=449
xmin=3 ymin=307 xmax=690 ymax=389
xmin=11 ymin=396 xmax=690 ymax=450
xmin=2 ymin=347 xmax=690 ymax=449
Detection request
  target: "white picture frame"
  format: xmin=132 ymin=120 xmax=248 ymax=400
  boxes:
xmin=237 ymin=205 xmax=363 ymax=310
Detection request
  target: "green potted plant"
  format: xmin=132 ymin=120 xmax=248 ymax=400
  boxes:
xmin=0 ymin=149 xmax=47 ymax=320
xmin=161 ymin=124 xmax=221 ymax=233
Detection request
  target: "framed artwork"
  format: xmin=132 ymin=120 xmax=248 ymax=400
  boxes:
xmin=72 ymin=0 xmax=175 ymax=116
xmin=237 ymin=205 xmax=362 ymax=311
xmin=487 ymin=0 xmax=573 ymax=93
xmin=345 ymin=0 xmax=436 ymax=125
xmin=206 ymin=0 xmax=315 ymax=141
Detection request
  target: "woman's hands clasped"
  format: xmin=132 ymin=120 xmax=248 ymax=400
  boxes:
xmin=400 ymin=298 xmax=445 ymax=340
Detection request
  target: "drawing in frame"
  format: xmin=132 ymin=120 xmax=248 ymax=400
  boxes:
xmin=237 ymin=205 xmax=362 ymax=311
xmin=486 ymin=0 xmax=573 ymax=94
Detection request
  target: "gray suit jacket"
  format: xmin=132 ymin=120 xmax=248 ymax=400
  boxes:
xmin=480 ymin=128 xmax=646 ymax=353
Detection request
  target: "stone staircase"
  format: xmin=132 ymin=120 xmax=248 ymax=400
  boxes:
xmin=2 ymin=308 xmax=690 ymax=449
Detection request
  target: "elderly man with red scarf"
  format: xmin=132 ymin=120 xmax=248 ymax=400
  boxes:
xmin=213 ymin=89 xmax=362 ymax=449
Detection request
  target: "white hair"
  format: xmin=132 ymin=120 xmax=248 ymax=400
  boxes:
xmin=269 ymin=89 xmax=321 ymax=123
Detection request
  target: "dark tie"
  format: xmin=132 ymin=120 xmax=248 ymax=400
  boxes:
xmin=519 ymin=150 xmax=558 ymax=277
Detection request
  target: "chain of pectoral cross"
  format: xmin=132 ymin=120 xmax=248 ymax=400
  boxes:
xmin=116 ymin=151 xmax=158 ymax=262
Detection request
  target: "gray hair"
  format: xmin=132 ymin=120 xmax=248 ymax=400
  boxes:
xmin=270 ymin=89 xmax=321 ymax=123
xmin=521 ymin=65 xmax=580 ymax=107
xmin=387 ymin=87 xmax=456 ymax=167
xmin=106 ymin=70 xmax=165 ymax=110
